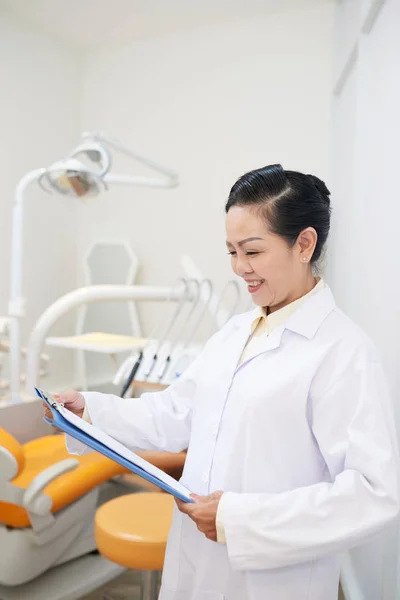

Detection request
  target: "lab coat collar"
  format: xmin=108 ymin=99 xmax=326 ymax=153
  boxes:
xmin=285 ymin=285 xmax=336 ymax=339
xmin=234 ymin=285 xmax=336 ymax=341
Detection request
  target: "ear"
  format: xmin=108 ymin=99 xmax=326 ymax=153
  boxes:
xmin=297 ymin=227 xmax=317 ymax=263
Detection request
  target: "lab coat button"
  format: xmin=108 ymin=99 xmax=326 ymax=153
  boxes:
xmin=211 ymin=423 xmax=218 ymax=435
xmin=202 ymin=472 xmax=209 ymax=483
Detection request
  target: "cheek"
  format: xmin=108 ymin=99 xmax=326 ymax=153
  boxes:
xmin=252 ymin=254 xmax=275 ymax=278
xmin=255 ymin=252 xmax=292 ymax=281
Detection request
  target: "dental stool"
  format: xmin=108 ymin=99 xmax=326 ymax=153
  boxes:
xmin=0 ymin=427 xmax=131 ymax=586
xmin=95 ymin=493 xmax=174 ymax=600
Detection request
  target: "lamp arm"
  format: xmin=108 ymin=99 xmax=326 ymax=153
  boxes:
xmin=83 ymin=132 xmax=178 ymax=188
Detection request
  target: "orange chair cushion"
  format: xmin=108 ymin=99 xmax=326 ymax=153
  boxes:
xmin=1 ymin=430 xmax=186 ymax=530
xmin=0 ymin=433 xmax=128 ymax=528
xmin=95 ymin=493 xmax=174 ymax=570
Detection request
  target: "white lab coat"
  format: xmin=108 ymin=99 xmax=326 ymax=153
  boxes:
xmin=67 ymin=286 xmax=399 ymax=600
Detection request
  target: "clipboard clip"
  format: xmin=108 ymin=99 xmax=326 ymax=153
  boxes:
xmin=34 ymin=387 xmax=64 ymax=409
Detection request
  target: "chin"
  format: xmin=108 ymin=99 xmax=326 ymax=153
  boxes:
xmin=252 ymin=293 xmax=269 ymax=307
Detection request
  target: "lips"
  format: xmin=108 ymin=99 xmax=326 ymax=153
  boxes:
xmin=246 ymin=279 xmax=265 ymax=294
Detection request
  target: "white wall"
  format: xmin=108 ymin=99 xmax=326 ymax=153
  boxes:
xmin=329 ymin=1 xmax=400 ymax=598
xmin=78 ymin=3 xmax=335 ymax=343
xmin=1 ymin=1 xmax=399 ymax=594
xmin=0 ymin=9 xmax=80 ymax=389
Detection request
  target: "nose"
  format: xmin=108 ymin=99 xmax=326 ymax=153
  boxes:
xmin=235 ymin=254 xmax=253 ymax=278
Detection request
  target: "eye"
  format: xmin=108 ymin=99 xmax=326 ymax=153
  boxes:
xmin=227 ymin=251 xmax=237 ymax=256
xmin=246 ymin=251 xmax=259 ymax=256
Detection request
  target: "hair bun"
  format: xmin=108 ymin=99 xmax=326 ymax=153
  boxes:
xmin=307 ymin=174 xmax=331 ymax=200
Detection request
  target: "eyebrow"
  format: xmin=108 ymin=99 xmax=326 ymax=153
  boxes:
xmin=226 ymin=237 xmax=264 ymax=247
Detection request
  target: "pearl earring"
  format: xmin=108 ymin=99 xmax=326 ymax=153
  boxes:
xmin=303 ymin=257 xmax=307 ymax=262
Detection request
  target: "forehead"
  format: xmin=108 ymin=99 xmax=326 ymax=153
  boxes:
xmin=225 ymin=205 xmax=269 ymax=240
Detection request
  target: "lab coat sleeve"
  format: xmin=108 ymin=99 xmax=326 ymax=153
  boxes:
xmin=221 ymin=359 xmax=400 ymax=571
xmin=65 ymin=348 xmax=205 ymax=456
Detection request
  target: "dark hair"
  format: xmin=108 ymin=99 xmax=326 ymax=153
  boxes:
xmin=225 ymin=164 xmax=331 ymax=263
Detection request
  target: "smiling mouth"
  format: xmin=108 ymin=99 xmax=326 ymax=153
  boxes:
xmin=246 ymin=279 xmax=265 ymax=293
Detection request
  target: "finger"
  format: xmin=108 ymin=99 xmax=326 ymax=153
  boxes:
xmin=192 ymin=495 xmax=208 ymax=504
xmin=209 ymin=490 xmax=224 ymax=499
xmin=60 ymin=389 xmax=79 ymax=401
xmin=41 ymin=402 xmax=61 ymax=430
xmin=197 ymin=522 xmax=216 ymax=538
xmin=196 ymin=496 xmax=212 ymax=504
xmin=197 ymin=522 xmax=207 ymax=533
xmin=199 ymin=491 xmax=223 ymax=503
xmin=180 ymin=502 xmax=195 ymax=516
xmin=44 ymin=411 xmax=61 ymax=432
xmin=175 ymin=498 xmax=192 ymax=515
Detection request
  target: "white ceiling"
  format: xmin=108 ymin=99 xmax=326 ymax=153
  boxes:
xmin=0 ymin=0 xmax=332 ymax=49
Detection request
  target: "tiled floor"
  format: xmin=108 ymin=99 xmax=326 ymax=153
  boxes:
xmin=81 ymin=571 xmax=345 ymax=599
xmin=81 ymin=570 xmax=161 ymax=600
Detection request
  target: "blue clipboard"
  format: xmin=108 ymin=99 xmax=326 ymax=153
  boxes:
xmin=36 ymin=387 xmax=192 ymax=503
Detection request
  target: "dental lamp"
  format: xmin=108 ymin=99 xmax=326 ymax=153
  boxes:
xmin=8 ymin=132 xmax=178 ymax=403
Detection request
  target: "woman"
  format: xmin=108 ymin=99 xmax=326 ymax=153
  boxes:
xmin=47 ymin=164 xmax=399 ymax=600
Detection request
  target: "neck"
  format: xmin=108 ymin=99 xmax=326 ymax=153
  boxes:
xmin=267 ymin=273 xmax=318 ymax=314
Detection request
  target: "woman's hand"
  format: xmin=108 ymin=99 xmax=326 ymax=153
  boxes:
xmin=175 ymin=491 xmax=223 ymax=542
xmin=43 ymin=389 xmax=85 ymax=422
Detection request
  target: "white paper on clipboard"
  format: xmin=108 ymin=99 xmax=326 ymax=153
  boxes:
xmin=58 ymin=404 xmax=192 ymax=500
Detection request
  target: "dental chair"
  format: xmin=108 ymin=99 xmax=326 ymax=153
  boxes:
xmin=0 ymin=427 xmax=186 ymax=593
xmin=0 ymin=427 xmax=131 ymax=587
